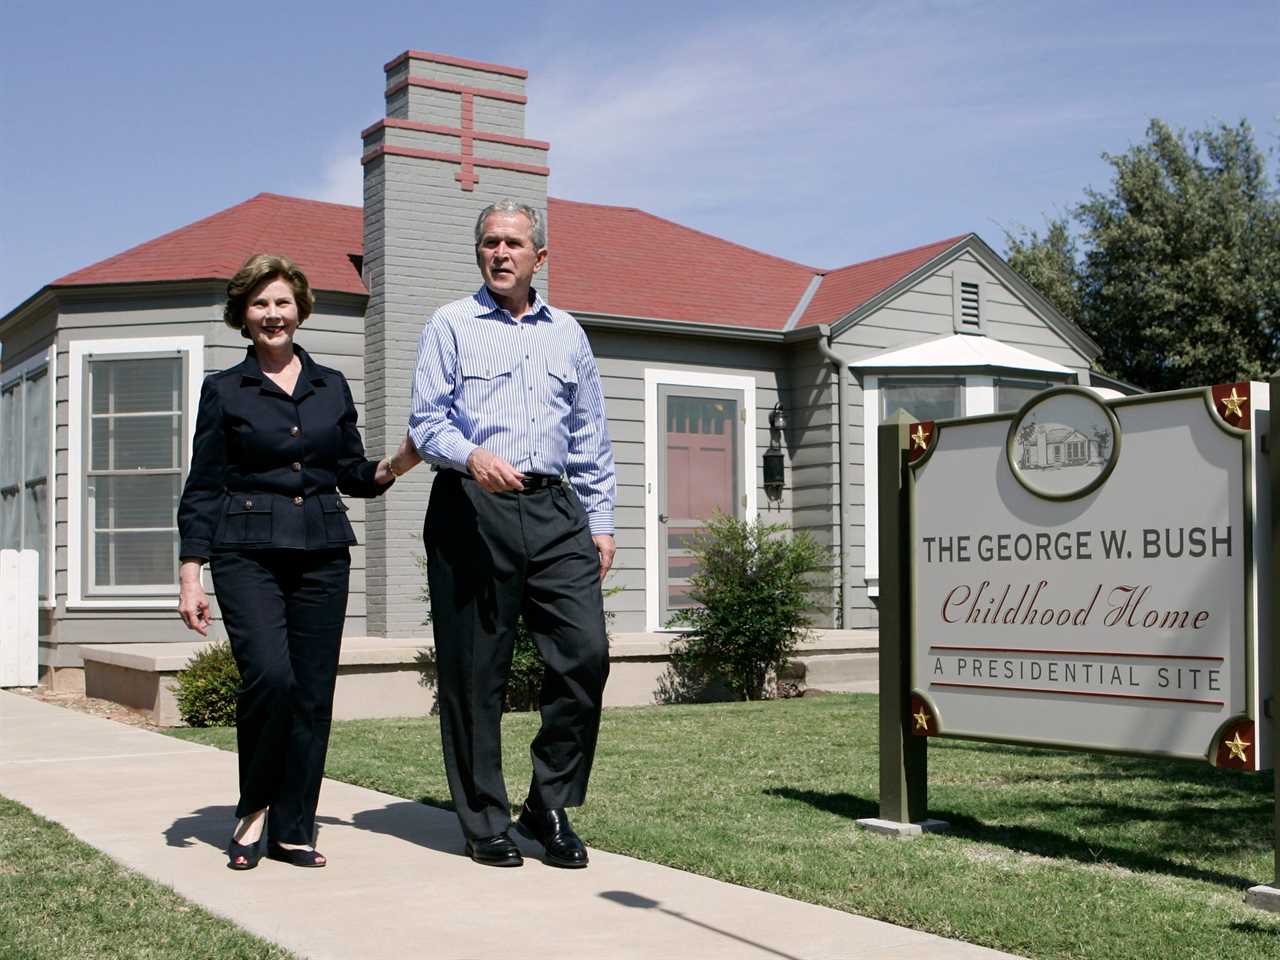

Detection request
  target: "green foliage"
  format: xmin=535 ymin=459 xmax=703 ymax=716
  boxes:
xmin=665 ymin=513 xmax=824 ymax=701
xmin=1006 ymin=119 xmax=1280 ymax=391
xmin=173 ymin=640 xmax=239 ymax=728
xmin=1004 ymin=217 xmax=1083 ymax=327
xmin=417 ymin=553 xmax=621 ymax=712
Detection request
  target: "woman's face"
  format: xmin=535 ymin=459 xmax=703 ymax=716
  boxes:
xmin=243 ymin=277 xmax=300 ymax=352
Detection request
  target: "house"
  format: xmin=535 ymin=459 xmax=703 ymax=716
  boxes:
xmin=0 ymin=49 xmax=1116 ymax=692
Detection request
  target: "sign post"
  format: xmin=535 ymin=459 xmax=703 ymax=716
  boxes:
xmin=856 ymin=414 xmax=948 ymax=837
xmin=1245 ymin=376 xmax=1280 ymax=912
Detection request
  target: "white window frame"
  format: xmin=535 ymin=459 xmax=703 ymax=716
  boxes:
xmin=863 ymin=371 xmax=1077 ymax=597
xmin=643 ymin=369 xmax=757 ymax=633
xmin=0 ymin=345 xmax=57 ymax=606
xmin=67 ymin=336 xmax=203 ymax=608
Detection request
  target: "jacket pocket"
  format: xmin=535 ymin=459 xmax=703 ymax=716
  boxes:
xmin=223 ymin=495 xmax=273 ymax=544
xmin=319 ymin=493 xmax=355 ymax=543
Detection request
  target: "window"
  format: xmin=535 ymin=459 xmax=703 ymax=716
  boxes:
xmin=995 ymin=377 xmax=1053 ymax=413
xmin=880 ymin=378 xmax=964 ymax=423
xmin=68 ymin=336 xmax=202 ymax=606
xmin=0 ymin=351 xmax=54 ymax=602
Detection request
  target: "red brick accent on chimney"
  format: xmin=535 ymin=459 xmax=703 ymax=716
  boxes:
xmin=383 ymin=49 xmax=528 ymax=79
xmin=359 ymin=145 xmax=550 ymax=178
xmin=359 ymin=118 xmax=549 ymax=150
xmin=384 ymin=76 xmax=528 ymax=105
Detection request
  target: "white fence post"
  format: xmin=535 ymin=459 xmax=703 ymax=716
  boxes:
xmin=0 ymin=549 xmax=39 ymax=687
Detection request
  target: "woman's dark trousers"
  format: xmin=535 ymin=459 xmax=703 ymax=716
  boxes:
xmin=425 ymin=471 xmax=609 ymax=840
xmin=210 ymin=547 xmax=350 ymax=845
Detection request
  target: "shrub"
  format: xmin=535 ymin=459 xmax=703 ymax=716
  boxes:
xmin=174 ymin=640 xmax=240 ymax=727
xmin=665 ymin=513 xmax=825 ymax=701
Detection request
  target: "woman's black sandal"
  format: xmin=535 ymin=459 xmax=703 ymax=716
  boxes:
xmin=266 ymin=841 xmax=327 ymax=868
xmin=226 ymin=837 xmax=263 ymax=870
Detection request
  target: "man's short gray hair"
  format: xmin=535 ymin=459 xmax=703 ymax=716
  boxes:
xmin=474 ymin=199 xmax=546 ymax=249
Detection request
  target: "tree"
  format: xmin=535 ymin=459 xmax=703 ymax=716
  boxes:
xmin=1006 ymin=119 xmax=1280 ymax=391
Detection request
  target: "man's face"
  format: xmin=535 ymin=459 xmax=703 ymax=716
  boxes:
xmin=476 ymin=211 xmax=546 ymax=300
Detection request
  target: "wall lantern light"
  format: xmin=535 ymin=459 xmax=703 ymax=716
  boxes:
xmin=764 ymin=402 xmax=787 ymax=501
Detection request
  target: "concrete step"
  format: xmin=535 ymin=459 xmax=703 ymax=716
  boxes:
xmin=799 ymin=652 xmax=879 ymax=690
xmin=75 ymin=630 xmax=882 ymax=725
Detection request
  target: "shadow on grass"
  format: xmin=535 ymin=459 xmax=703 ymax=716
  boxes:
xmin=766 ymin=787 xmax=1260 ymax=890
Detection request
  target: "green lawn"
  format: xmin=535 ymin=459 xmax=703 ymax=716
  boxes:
xmin=0 ymin=795 xmax=297 ymax=960
xmin=172 ymin=694 xmax=1280 ymax=960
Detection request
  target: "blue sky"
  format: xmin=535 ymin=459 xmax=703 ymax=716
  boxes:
xmin=1 ymin=0 xmax=1276 ymax=314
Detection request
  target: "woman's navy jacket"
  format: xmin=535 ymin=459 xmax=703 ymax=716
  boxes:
xmin=178 ymin=344 xmax=392 ymax=561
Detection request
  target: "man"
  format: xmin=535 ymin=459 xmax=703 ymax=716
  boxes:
xmin=408 ymin=199 xmax=616 ymax=868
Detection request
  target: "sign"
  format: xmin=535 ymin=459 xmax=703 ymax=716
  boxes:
xmin=907 ymin=384 xmax=1271 ymax=769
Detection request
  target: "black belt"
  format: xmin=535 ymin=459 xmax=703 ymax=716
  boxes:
xmin=518 ymin=474 xmax=562 ymax=492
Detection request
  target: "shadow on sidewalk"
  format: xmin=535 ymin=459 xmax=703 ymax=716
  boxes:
xmin=344 ymin=800 xmax=463 ymax=856
xmin=163 ymin=805 xmax=238 ymax=849
xmin=163 ymin=799 xmax=469 ymax=858
xmin=600 ymin=890 xmax=805 ymax=960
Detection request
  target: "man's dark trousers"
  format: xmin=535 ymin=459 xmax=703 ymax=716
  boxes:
xmin=424 ymin=470 xmax=609 ymax=840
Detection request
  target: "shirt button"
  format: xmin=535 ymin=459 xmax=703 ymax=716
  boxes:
xmin=291 ymin=462 xmax=301 ymax=472
xmin=292 ymin=496 xmax=304 ymax=506
xmin=290 ymin=426 xmax=300 ymax=437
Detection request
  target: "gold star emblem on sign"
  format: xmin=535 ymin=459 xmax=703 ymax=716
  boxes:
xmin=913 ymin=708 xmax=930 ymax=732
xmin=1220 ymin=387 xmax=1246 ymax=419
xmin=1225 ymin=731 xmax=1250 ymax=762
xmin=911 ymin=425 xmax=931 ymax=450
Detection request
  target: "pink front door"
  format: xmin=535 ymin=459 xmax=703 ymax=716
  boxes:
xmin=658 ymin=388 xmax=742 ymax=624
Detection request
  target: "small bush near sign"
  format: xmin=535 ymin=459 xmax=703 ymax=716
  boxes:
xmin=174 ymin=641 xmax=240 ymax=727
xmin=665 ymin=514 xmax=825 ymax=701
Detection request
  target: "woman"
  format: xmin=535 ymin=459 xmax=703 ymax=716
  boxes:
xmin=177 ymin=253 xmax=420 ymax=870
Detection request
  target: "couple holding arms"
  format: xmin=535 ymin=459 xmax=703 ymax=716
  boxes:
xmin=177 ymin=200 xmax=616 ymax=871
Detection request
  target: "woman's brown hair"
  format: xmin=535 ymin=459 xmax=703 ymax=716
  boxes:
xmin=223 ymin=253 xmax=316 ymax=337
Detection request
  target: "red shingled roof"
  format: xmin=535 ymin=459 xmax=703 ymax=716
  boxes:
xmin=47 ymin=192 xmax=967 ymax=331
xmin=53 ymin=193 xmax=365 ymax=296
xmin=546 ymin=199 xmax=818 ymax=329
xmin=794 ymin=235 xmax=969 ymax=329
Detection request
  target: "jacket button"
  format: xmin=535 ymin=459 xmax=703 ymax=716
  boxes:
xmin=244 ymin=498 xmax=253 ymax=510
xmin=290 ymin=425 xmax=301 ymax=437
xmin=292 ymin=496 xmax=304 ymax=506
xmin=291 ymin=461 xmax=301 ymax=472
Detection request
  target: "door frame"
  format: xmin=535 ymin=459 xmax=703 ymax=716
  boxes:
xmin=644 ymin=368 xmax=757 ymax=632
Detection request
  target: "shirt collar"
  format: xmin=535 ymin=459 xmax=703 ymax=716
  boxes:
xmin=472 ymin=285 xmax=552 ymax=323
xmin=240 ymin=344 xmax=327 ymax=398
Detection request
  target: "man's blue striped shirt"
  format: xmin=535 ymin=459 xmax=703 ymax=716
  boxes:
xmin=409 ymin=286 xmax=617 ymax=535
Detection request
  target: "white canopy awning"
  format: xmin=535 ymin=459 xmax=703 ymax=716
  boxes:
xmin=847 ymin=333 xmax=1075 ymax=375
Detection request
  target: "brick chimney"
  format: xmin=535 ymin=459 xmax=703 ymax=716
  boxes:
xmin=361 ymin=50 xmax=551 ymax=637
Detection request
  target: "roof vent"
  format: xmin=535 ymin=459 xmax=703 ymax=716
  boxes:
xmin=958 ymin=281 xmax=980 ymax=327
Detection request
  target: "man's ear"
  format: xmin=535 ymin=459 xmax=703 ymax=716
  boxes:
xmin=533 ymin=247 xmax=548 ymax=273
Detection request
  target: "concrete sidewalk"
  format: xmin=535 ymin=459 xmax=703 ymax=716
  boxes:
xmin=0 ymin=691 xmax=1020 ymax=960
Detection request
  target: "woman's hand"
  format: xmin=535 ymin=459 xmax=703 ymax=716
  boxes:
xmin=178 ymin=560 xmax=211 ymax=636
xmin=377 ymin=432 xmax=423 ymax=485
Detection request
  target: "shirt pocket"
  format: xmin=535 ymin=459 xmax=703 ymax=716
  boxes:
xmin=318 ymin=493 xmax=354 ymax=543
xmin=547 ymin=360 xmax=578 ymax=405
xmin=458 ymin=355 xmax=517 ymax=410
xmin=222 ymin=495 xmax=273 ymax=544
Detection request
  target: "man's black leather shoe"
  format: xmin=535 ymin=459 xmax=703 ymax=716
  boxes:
xmin=464 ymin=832 xmax=523 ymax=867
xmin=515 ymin=802 xmax=589 ymax=868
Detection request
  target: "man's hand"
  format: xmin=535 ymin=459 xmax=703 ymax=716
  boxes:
xmin=467 ymin=448 xmax=526 ymax=493
xmin=592 ymin=534 xmax=616 ymax=580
